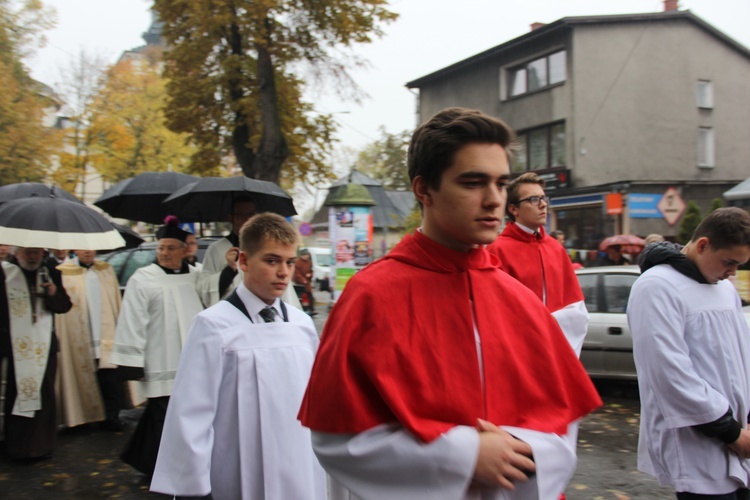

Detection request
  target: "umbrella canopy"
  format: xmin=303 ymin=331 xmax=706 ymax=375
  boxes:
xmin=111 ymin=223 xmax=145 ymax=249
xmin=0 ymin=196 xmax=124 ymax=250
xmin=599 ymin=234 xmax=647 ymax=253
xmin=162 ymin=176 xmax=296 ymax=222
xmin=94 ymin=171 xmax=200 ymax=224
xmin=0 ymin=182 xmax=81 ymax=206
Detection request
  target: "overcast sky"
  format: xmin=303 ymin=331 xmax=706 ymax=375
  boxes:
xmin=25 ymin=0 xmax=750 ymax=215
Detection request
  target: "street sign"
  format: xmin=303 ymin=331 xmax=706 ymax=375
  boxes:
xmin=298 ymin=222 xmax=312 ymax=236
xmin=657 ymin=187 xmax=686 ymax=226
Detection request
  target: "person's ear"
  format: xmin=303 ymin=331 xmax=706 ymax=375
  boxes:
xmin=695 ymin=237 xmax=711 ymax=254
xmin=507 ymin=203 xmax=519 ymax=220
xmin=412 ymin=176 xmax=433 ymax=207
xmin=238 ymin=251 xmax=249 ymax=271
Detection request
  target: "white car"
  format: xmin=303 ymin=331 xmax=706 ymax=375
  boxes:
xmin=300 ymin=246 xmax=332 ymax=291
xmin=575 ymin=265 xmax=750 ymax=380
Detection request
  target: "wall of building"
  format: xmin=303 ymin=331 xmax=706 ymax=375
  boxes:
xmin=570 ymin=19 xmax=750 ymax=187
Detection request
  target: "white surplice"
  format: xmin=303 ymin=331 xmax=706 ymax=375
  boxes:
xmin=109 ymin=264 xmax=203 ymax=398
xmin=629 ymin=264 xmax=750 ymax=494
xmin=150 ymin=284 xmax=326 ymax=499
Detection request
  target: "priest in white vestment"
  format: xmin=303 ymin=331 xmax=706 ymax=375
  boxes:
xmin=55 ymin=250 xmax=124 ymax=430
xmin=1 ymin=247 xmax=72 ymax=459
xmin=151 ymin=213 xmax=326 ymax=499
xmin=109 ymin=217 xmax=204 ymax=476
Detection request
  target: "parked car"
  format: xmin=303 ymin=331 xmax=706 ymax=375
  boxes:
xmin=100 ymin=237 xmax=219 ymax=291
xmin=576 ymin=265 xmax=750 ymax=380
xmin=300 ymin=246 xmax=331 ymax=291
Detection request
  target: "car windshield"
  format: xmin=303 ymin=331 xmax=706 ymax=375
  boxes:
xmin=314 ymin=252 xmax=331 ymax=267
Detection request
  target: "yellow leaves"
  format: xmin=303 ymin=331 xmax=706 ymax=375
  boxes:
xmin=87 ymin=56 xmax=196 ymax=182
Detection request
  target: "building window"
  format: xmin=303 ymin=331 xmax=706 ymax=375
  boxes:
xmin=506 ymin=50 xmax=566 ymax=98
xmin=696 ymin=80 xmax=713 ymax=109
xmin=697 ymin=127 xmax=714 ymax=168
xmin=512 ymin=122 xmax=566 ymax=172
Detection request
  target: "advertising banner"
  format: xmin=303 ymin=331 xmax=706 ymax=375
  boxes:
xmin=329 ymin=206 xmax=373 ymax=300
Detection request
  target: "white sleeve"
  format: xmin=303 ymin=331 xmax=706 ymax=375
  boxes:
xmin=312 ymin=424 xmax=477 ymax=500
xmin=109 ymin=273 xmax=149 ymax=367
xmin=628 ymin=275 xmax=730 ymax=428
xmin=150 ymin=314 xmax=223 ymax=496
xmin=551 ymin=300 xmax=589 ymax=357
xmin=197 ymin=242 xmax=226 ymax=307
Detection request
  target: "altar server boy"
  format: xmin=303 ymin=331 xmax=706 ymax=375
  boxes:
xmin=151 ymin=213 xmax=326 ymax=499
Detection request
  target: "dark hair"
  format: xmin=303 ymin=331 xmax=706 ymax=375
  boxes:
xmin=691 ymin=207 xmax=750 ymax=250
xmin=505 ymin=172 xmax=545 ymax=221
xmin=239 ymin=213 xmax=298 ymax=256
xmin=407 ymin=107 xmax=515 ymax=194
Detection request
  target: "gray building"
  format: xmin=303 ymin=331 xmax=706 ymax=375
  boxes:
xmin=406 ymin=7 xmax=749 ymax=249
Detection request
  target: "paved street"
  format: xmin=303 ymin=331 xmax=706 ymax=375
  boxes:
xmin=1 ymin=290 xmax=675 ymax=499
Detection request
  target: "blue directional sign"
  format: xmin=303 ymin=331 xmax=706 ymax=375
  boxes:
xmin=628 ymin=193 xmax=661 ymax=219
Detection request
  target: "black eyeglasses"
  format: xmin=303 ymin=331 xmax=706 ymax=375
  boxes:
xmin=515 ymin=195 xmax=550 ymax=206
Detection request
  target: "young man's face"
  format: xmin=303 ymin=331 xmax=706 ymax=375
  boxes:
xmin=693 ymin=238 xmax=750 ymax=284
xmin=414 ymin=142 xmax=509 ymax=252
xmin=508 ymin=182 xmax=548 ymax=231
xmin=229 ymin=201 xmax=257 ymax=234
xmin=75 ymin=250 xmax=96 ymax=266
xmin=239 ymin=239 xmax=298 ymax=305
xmin=156 ymin=238 xmax=186 ymax=270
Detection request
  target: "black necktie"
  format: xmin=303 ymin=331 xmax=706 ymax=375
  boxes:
xmin=259 ymin=307 xmax=276 ymax=323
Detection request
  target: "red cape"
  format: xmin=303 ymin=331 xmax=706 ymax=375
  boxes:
xmin=299 ymin=231 xmax=601 ymax=443
xmin=488 ymin=223 xmax=584 ymax=313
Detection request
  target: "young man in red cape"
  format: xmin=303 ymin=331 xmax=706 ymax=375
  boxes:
xmin=487 ymin=172 xmax=588 ymax=357
xmin=298 ymin=107 xmax=601 ymax=499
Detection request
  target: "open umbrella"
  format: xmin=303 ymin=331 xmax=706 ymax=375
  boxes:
xmin=162 ymin=176 xmax=296 ymax=222
xmin=0 ymin=196 xmax=124 ymax=250
xmin=0 ymin=182 xmax=81 ymax=206
xmin=599 ymin=234 xmax=647 ymax=254
xmin=94 ymin=171 xmax=199 ymax=224
xmin=111 ymin=223 xmax=145 ymax=249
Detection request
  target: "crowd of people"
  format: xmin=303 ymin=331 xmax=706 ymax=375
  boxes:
xmin=1 ymin=106 xmax=749 ymax=499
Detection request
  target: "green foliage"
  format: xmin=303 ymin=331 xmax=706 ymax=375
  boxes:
xmin=0 ymin=0 xmax=60 ymax=185
xmin=678 ymin=201 xmax=702 ymax=244
xmin=709 ymin=197 xmax=723 ymax=214
xmin=354 ymin=127 xmax=411 ymax=190
xmin=152 ymin=0 xmax=397 ymax=188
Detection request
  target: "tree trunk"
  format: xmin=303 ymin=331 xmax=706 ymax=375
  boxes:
xmin=226 ymin=18 xmax=257 ymax=177
xmin=253 ymin=20 xmax=288 ymax=184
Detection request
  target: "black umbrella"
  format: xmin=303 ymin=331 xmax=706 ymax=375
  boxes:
xmin=0 ymin=182 xmax=82 ymax=206
xmin=0 ymin=196 xmax=124 ymax=250
xmin=111 ymin=223 xmax=145 ymax=249
xmin=162 ymin=176 xmax=296 ymax=222
xmin=94 ymin=171 xmax=200 ymax=224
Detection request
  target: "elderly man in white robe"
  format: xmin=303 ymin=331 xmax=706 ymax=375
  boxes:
xmin=109 ymin=216 xmax=204 ymax=476
xmin=55 ymin=249 xmax=124 ymax=430
xmin=1 ymin=247 xmax=72 ymax=459
xmin=629 ymin=207 xmax=750 ymax=499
